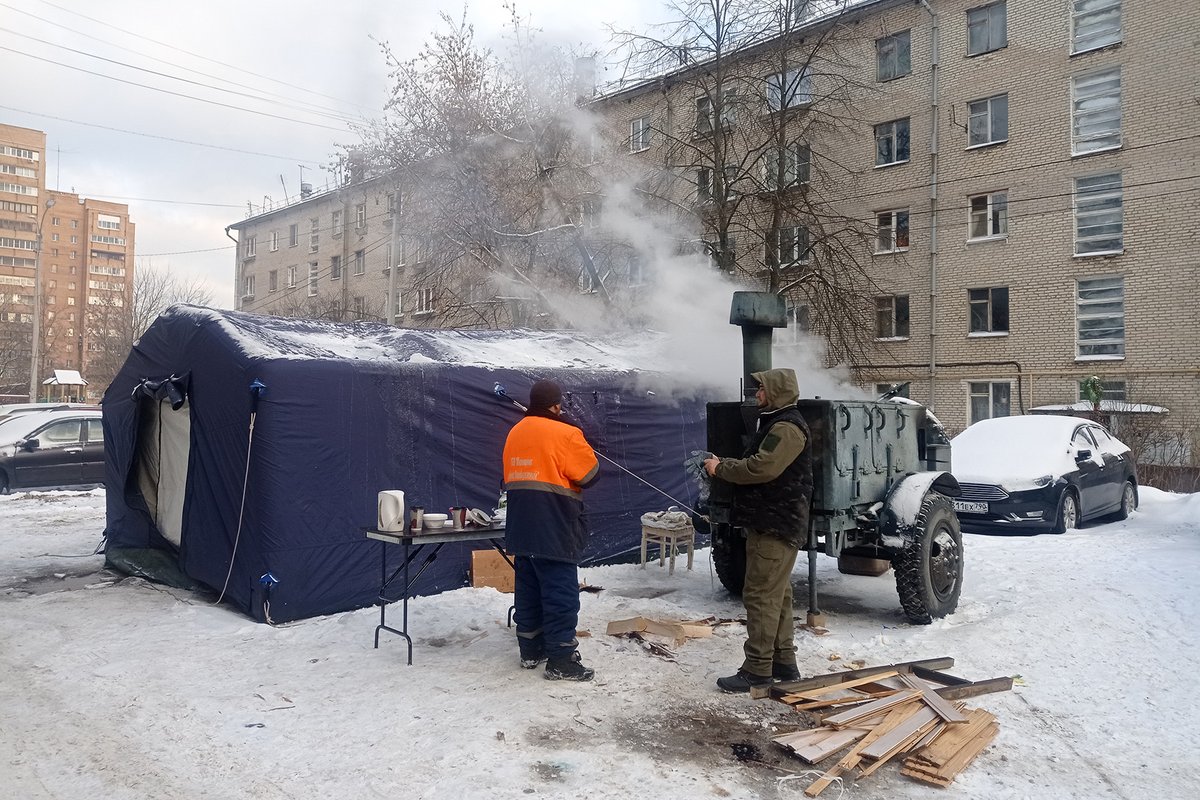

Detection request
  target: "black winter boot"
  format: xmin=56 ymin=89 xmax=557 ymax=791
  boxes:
xmin=716 ymin=669 xmax=774 ymax=693
xmin=772 ymin=662 xmax=802 ymax=682
xmin=544 ymin=651 xmax=595 ymax=682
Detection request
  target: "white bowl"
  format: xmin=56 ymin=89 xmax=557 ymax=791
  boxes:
xmin=422 ymin=513 xmax=449 ymax=528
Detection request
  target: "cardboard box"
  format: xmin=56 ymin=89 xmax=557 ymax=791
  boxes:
xmin=470 ymin=549 xmax=514 ymax=593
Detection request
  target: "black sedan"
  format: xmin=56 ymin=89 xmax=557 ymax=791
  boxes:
xmin=0 ymin=409 xmax=104 ymax=494
xmin=951 ymin=414 xmax=1138 ymax=533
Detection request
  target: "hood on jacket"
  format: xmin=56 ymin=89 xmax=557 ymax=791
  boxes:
xmin=751 ymin=368 xmax=800 ymax=411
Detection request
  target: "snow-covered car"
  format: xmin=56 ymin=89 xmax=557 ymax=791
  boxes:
xmin=951 ymin=414 xmax=1138 ymax=533
xmin=0 ymin=409 xmax=104 ymax=494
xmin=0 ymin=402 xmax=98 ymax=420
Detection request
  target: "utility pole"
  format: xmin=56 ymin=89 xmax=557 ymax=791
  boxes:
xmin=29 ymin=197 xmax=56 ymax=402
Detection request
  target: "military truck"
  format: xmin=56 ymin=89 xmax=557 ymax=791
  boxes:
xmin=706 ymin=292 xmax=963 ymax=624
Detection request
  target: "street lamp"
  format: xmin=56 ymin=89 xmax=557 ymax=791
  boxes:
xmin=29 ymin=196 xmax=55 ymax=402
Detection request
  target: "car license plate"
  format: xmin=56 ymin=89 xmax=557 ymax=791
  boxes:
xmin=953 ymin=501 xmax=988 ymax=514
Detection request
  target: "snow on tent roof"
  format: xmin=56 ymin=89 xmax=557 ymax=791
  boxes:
xmin=189 ymin=305 xmax=658 ymax=370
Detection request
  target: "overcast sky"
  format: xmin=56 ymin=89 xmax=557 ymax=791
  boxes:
xmin=0 ymin=0 xmax=665 ymax=308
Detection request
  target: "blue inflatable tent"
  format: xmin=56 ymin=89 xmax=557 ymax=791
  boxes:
xmin=102 ymin=305 xmax=708 ymax=622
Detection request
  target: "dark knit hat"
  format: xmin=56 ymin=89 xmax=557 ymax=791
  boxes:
xmin=529 ymin=379 xmax=563 ymax=411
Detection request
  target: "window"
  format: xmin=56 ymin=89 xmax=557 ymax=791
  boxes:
xmin=40 ymin=420 xmax=83 ymax=445
xmin=766 ymin=67 xmax=811 ymax=111
xmin=1076 ymin=276 xmax=1124 ymax=358
xmin=86 ymin=419 xmax=103 ymax=444
xmin=331 ymin=209 xmax=342 ymax=236
xmin=309 ymin=218 xmax=319 ymax=251
xmin=1074 ymin=173 xmax=1122 ymax=255
xmin=70 ymin=219 xmax=78 ymax=228
xmin=330 ymin=255 xmax=342 ymax=280
xmin=51 ymin=216 xmax=59 ymax=225
xmin=288 ymin=224 xmax=298 ymax=247
xmin=877 ymin=30 xmax=911 ymax=81
xmin=764 ymin=142 xmax=810 ymax=190
xmin=269 ymin=270 xmax=278 ymax=292
xmin=355 ymin=203 xmax=367 ymax=228
xmin=415 ymin=287 xmax=434 ymax=314
xmin=393 ymin=290 xmax=403 ymax=318
xmin=352 ymin=296 xmax=365 ymax=318
xmin=70 ymin=235 xmax=78 ymax=244
xmin=697 ymin=164 xmax=736 ymax=202
xmin=286 ymin=265 xmax=297 ymax=288
xmin=968 ymin=191 xmax=1008 ymax=239
xmin=386 ymin=192 xmax=397 ymax=215
xmin=244 ymin=236 xmax=256 ymax=258
xmin=270 ymin=231 xmax=279 ymax=251
xmin=630 ymin=116 xmax=651 ymax=152
xmin=967 ymin=94 xmax=1008 ymax=147
xmin=876 ymin=382 xmax=910 ymax=398
xmin=967 ymin=2 xmax=1007 ymax=55
xmin=241 ymin=274 xmax=255 ymax=299
xmin=875 ymin=210 xmax=910 ymax=253
xmin=307 ymin=262 xmax=319 ymax=297
xmin=1072 ymin=0 xmax=1121 ymax=53
xmin=695 ymin=90 xmax=735 ymax=135
xmin=97 ymin=214 xmax=121 ymax=230
xmin=1071 ymin=68 xmax=1121 ymax=155
xmin=874 ymin=118 xmax=910 ymax=165
xmin=875 ymin=295 xmax=910 ymax=338
xmin=968 ymin=287 xmax=1009 ymax=333
xmin=783 ymin=304 xmax=810 ymax=343
xmin=772 ymin=225 xmax=810 ymax=265
xmin=969 ymin=381 xmax=1011 ymax=423
xmin=354 ymin=249 xmax=365 ymax=275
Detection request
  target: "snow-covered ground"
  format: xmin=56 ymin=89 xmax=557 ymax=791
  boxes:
xmin=1 ymin=487 xmax=1197 ymax=799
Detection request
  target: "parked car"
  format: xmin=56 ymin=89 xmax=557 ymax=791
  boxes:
xmin=0 ymin=409 xmax=104 ymax=494
xmin=951 ymin=414 xmax=1138 ymax=533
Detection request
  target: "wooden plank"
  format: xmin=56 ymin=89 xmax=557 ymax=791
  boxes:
xmin=786 ymin=690 xmax=900 ymax=712
xmin=900 ymin=674 xmax=969 ymax=724
xmin=824 ymin=691 xmax=920 ymax=729
xmin=859 ymin=706 xmax=938 ymax=760
xmin=772 ymin=657 xmax=955 ymax=698
xmin=469 ymin=549 xmax=514 ymax=592
xmin=932 ymin=676 xmax=1014 ymax=702
xmin=803 ymin=705 xmax=916 ymax=797
xmin=911 ymin=721 xmax=947 ymax=752
xmin=781 ymin=671 xmax=900 ymax=702
xmin=910 ymin=708 xmax=995 ymax=768
xmin=789 ymin=728 xmax=869 ymax=763
xmin=933 ymin=722 xmax=999 ymax=780
xmin=857 ymin=717 xmax=941 ymax=779
xmin=900 ymin=765 xmax=953 ymax=787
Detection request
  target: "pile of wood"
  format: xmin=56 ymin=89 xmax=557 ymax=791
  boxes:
xmin=604 ymin=616 xmax=714 ymax=659
xmin=765 ymin=657 xmax=1009 ymax=795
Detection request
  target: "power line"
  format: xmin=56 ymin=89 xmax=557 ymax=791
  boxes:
xmin=0 ymin=45 xmax=350 ymax=132
xmin=76 ymin=194 xmax=243 ymax=208
xmin=36 ymin=0 xmax=377 ymax=116
xmin=0 ymin=4 xmax=370 ymax=121
xmin=0 ymin=104 xmax=322 ymax=163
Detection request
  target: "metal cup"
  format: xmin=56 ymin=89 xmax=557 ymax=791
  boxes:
xmin=449 ymin=507 xmax=467 ymax=530
xmin=410 ymin=506 xmax=424 ymax=530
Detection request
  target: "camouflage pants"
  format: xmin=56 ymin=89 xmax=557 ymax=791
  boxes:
xmin=740 ymin=530 xmax=799 ymax=677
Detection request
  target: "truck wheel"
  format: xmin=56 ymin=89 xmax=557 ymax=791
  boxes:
xmin=893 ymin=493 xmax=962 ymax=625
xmin=711 ymin=523 xmax=746 ymax=596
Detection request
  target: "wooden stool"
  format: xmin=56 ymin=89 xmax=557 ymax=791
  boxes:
xmin=640 ymin=522 xmax=695 ymax=575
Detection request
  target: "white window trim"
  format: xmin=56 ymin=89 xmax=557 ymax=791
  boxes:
xmin=967 ymin=191 xmax=1008 ymax=241
xmin=967 ymin=331 xmax=1009 ymax=338
xmin=1073 ymin=172 xmax=1124 ymax=256
xmin=873 ymin=119 xmax=911 ymax=168
xmin=630 ymin=117 xmax=651 ymax=153
xmin=1070 ymin=0 xmax=1122 ymax=55
xmin=874 ymin=209 xmax=910 ymax=254
xmin=874 ymin=295 xmax=910 ymax=340
xmin=1070 ymin=66 xmax=1122 ymax=157
xmin=965 ymin=379 xmax=1013 ymax=424
xmin=1075 ymin=274 xmax=1125 ymax=360
xmin=965 ymin=94 xmax=1008 ymax=149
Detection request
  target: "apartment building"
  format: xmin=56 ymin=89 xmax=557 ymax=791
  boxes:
xmin=598 ymin=0 xmax=1200 ymax=442
xmin=228 ymin=0 xmax=1199 ymax=450
xmin=0 ymin=123 xmax=136 ymax=401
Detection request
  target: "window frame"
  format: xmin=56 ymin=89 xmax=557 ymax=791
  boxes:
xmin=353 ymin=249 xmax=365 ymax=276
xmin=766 ymin=66 xmax=812 ymax=113
xmin=307 ymin=262 xmax=319 ymax=297
xmin=875 ymin=294 xmax=911 ymax=339
xmin=1071 ymin=67 xmax=1122 ymax=156
xmin=1075 ymin=275 xmax=1125 ymax=359
xmin=331 ymin=209 xmax=343 ymax=237
xmin=968 ymin=380 xmax=1012 ymax=424
xmin=288 ymin=223 xmax=298 ymax=247
xmin=764 ymin=142 xmax=811 ymax=190
xmin=1071 ymin=0 xmax=1122 ymax=55
xmin=967 ymin=286 xmax=1009 ymax=335
xmin=630 ymin=116 xmax=652 ymax=152
xmin=966 ymin=1 xmax=1008 ymax=56
xmin=968 ymin=191 xmax=1008 ymax=240
xmin=966 ymin=93 xmax=1009 ymax=148
xmin=330 ymin=255 xmax=342 ymax=281
xmin=1074 ymin=172 xmax=1123 ymax=256
xmin=355 ymin=203 xmax=367 ymax=229
xmin=875 ymin=209 xmax=910 ymax=254
xmin=876 ymin=30 xmax=912 ymax=82
xmin=244 ymin=235 xmax=256 ymax=258
xmin=414 ymin=287 xmax=435 ymax=315
xmin=286 ymin=265 xmax=297 ymax=288
xmin=771 ymin=224 xmax=810 ymax=266
xmin=874 ymin=118 xmax=911 ymax=166
xmin=268 ymin=269 xmax=278 ymax=292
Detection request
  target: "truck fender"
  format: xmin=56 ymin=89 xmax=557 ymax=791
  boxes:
xmin=879 ymin=472 xmax=961 ymax=548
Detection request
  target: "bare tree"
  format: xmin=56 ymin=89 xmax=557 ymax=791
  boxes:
xmin=343 ymin=8 xmax=619 ymax=330
xmin=611 ymin=0 xmax=885 ymax=366
xmin=0 ymin=292 xmax=31 ymax=398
